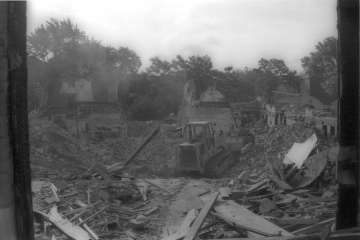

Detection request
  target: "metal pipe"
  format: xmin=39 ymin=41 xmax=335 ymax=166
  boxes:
xmin=188 ymin=125 xmax=193 ymax=143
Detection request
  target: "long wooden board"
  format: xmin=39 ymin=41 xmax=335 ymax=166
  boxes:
xmin=183 ymin=192 xmax=219 ymax=240
xmin=273 ymin=218 xmax=320 ymax=225
xmin=246 ymin=179 xmax=268 ymax=194
xmin=161 ymin=209 xmax=197 ymax=240
xmin=210 ymin=235 xmax=322 ymax=240
xmin=109 ymin=124 xmax=160 ymax=169
xmin=212 ymin=200 xmax=293 ymax=237
xmin=265 ymin=173 xmax=293 ymax=191
xmin=296 ymin=197 xmax=337 ymax=204
xmin=292 ymin=218 xmax=335 ymax=235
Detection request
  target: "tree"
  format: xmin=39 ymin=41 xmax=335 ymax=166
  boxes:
xmin=146 ymin=57 xmax=186 ymax=116
xmin=250 ymin=58 xmax=299 ymax=98
xmin=173 ymin=55 xmax=214 ymax=100
xmin=27 ymin=18 xmax=106 ymax=86
xmin=27 ymin=56 xmax=47 ymax=110
xmin=212 ymin=68 xmax=254 ymax=103
xmin=27 ymin=18 xmax=143 ymax=106
xmin=102 ymin=46 xmax=142 ymax=104
xmin=301 ymin=37 xmax=338 ymax=95
xmin=243 ymin=68 xmax=269 ymax=98
xmin=258 ymin=58 xmax=295 ymax=76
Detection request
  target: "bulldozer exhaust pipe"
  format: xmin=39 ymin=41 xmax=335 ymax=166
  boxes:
xmin=188 ymin=127 xmax=193 ymax=144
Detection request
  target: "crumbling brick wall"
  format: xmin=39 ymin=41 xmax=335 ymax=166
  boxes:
xmin=188 ymin=106 xmax=233 ymax=133
xmin=67 ymin=103 xmax=127 ymax=139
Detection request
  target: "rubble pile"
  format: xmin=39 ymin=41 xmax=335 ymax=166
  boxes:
xmin=31 ymin=163 xmax=174 ymax=240
xmin=228 ymin=120 xmax=337 ymax=189
xmin=30 ymin=102 xmax=351 ymax=240
xmin=29 ymin=114 xmax=96 ymax=176
xmin=30 ymin=114 xmax=185 ymax=179
xmin=94 ymin=121 xmax=184 ymax=177
xmin=30 ymin=117 xmax=185 ymax=240
xmin=127 ymin=121 xmax=159 ymax=138
xmin=130 ymin=126 xmax=185 ymax=177
xmin=249 ymin=121 xmax=314 ymax=163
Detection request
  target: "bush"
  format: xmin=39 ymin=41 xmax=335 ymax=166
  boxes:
xmin=127 ymin=95 xmax=160 ymax=120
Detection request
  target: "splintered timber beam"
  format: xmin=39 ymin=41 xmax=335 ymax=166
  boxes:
xmin=109 ymin=124 xmax=160 ymax=169
xmin=210 ymin=236 xmax=322 ymax=240
xmin=138 ymin=179 xmax=174 ymax=195
xmin=291 ymin=218 xmax=335 ymax=235
xmin=183 ymin=192 xmax=219 ymax=240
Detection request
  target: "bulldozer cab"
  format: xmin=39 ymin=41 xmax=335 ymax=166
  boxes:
xmin=176 ymin=121 xmax=216 ymax=173
xmin=183 ymin=121 xmax=214 ymax=147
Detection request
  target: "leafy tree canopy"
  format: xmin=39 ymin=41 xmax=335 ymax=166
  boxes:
xmin=301 ymin=37 xmax=338 ymax=95
xmin=27 ymin=18 xmax=142 ymax=108
xmin=258 ymin=58 xmax=297 ymax=76
xmin=173 ymin=55 xmax=214 ymax=100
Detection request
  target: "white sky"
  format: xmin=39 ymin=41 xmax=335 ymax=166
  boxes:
xmin=27 ymin=0 xmax=337 ymax=73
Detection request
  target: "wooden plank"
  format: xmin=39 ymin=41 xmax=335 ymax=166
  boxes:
xmin=296 ymin=197 xmax=337 ymax=204
xmin=179 ymin=209 xmax=197 ymax=231
xmin=318 ymin=225 xmax=331 ymax=240
xmin=331 ymin=226 xmax=360 ymax=234
xmin=109 ymin=124 xmax=160 ymax=169
xmin=67 ymin=180 xmax=133 ymax=184
xmin=286 ymin=194 xmax=305 ymax=200
xmin=273 ymin=218 xmax=320 ymax=225
xmin=210 ymin=235 xmax=322 ymax=240
xmin=139 ymin=179 xmax=174 ymax=195
xmin=291 ymin=189 xmax=311 ymax=198
xmin=237 ymin=192 xmax=278 ymax=202
xmin=197 ymin=190 xmax=211 ymax=197
xmin=246 ymin=185 xmax=269 ymax=197
xmin=144 ymin=207 xmax=159 ymax=216
xmin=212 ymin=213 xmax=274 ymax=237
xmin=212 ymin=200 xmax=293 ymax=237
xmin=160 ymin=209 xmax=197 ymax=240
xmin=330 ymin=233 xmax=360 ymax=239
xmin=246 ymin=179 xmax=268 ymax=194
xmin=292 ymin=218 xmax=335 ymax=235
xmin=265 ymin=173 xmax=293 ymax=191
xmin=274 ymin=211 xmax=336 ymax=214
xmin=48 ymin=206 xmax=90 ymax=240
xmin=276 ymin=198 xmax=298 ymax=205
xmin=183 ymin=192 xmax=219 ymax=240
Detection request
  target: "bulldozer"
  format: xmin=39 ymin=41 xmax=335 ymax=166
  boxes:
xmin=175 ymin=121 xmax=247 ymax=176
xmin=175 ymin=87 xmax=253 ymax=176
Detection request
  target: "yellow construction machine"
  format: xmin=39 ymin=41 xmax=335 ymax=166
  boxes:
xmin=175 ymin=121 xmax=248 ymax=176
xmin=175 ymin=88 xmax=253 ymax=176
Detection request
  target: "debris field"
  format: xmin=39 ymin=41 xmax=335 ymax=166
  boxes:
xmin=29 ymin=108 xmax=356 ymax=240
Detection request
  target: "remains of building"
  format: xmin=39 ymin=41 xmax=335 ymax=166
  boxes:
xmin=41 ymin=78 xmax=127 ymax=140
xmin=30 ymin=81 xmax=359 ymax=240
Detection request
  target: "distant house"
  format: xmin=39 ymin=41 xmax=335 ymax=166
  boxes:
xmin=44 ymin=78 xmax=127 ymax=139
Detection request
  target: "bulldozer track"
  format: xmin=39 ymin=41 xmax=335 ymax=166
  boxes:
xmin=204 ymin=150 xmax=234 ymax=178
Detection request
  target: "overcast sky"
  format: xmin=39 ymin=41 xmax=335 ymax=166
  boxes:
xmin=27 ymin=0 xmax=337 ymax=73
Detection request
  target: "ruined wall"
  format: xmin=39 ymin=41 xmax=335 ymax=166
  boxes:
xmin=188 ymin=106 xmax=233 ymax=133
xmin=199 ymin=88 xmax=226 ymax=102
xmin=59 ymin=79 xmax=94 ymax=101
xmin=75 ymin=79 xmax=93 ymax=101
xmin=107 ymin=81 xmax=118 ymax=102
xmin=67 ymin=103 xmax=127 ymax=139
